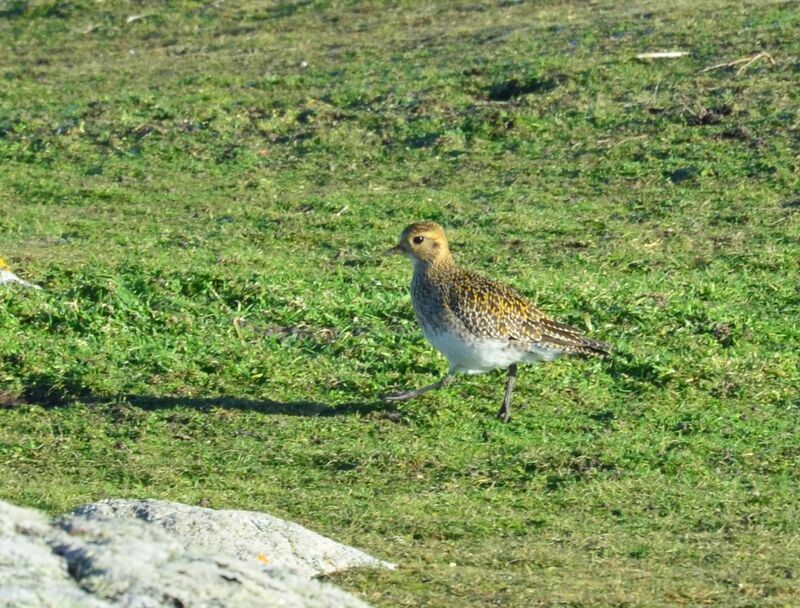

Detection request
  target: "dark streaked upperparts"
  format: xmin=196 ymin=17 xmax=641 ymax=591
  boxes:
xmin=448 ymin=267 xmax=611 ymax=355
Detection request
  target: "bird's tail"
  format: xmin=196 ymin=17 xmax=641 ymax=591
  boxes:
xmin=574 ymin=336 xmax=612 ymax=356
xmin=538 ymin=317 xmax=611 ymax=357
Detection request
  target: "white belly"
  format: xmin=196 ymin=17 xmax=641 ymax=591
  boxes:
xmin=424 ymin=329 xmax=563 ymax=374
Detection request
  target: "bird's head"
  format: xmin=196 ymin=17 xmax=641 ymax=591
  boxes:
xmin=386 ymin=221 xmax=452 ymax=266
xmin=0 ymin=258 xmax=10 ymax=272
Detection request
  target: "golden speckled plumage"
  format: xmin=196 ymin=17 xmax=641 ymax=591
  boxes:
xmin=385 ymin=221 xmax=610 ymax=421
xmin=417 ymin=263 xmax=608 ymax=356
xmin=398 ymin=222 xmax=610 ymax=358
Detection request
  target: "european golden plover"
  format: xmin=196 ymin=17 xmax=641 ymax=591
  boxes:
xmin=384 ymin=221 xmax=610 ymax=422
xmin=0 ymin=257 xmax=40 ymax=289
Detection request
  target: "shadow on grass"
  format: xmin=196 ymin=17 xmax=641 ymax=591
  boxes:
xmin=6 ymin=350 xmax=666 ymax=416
xmin=8 ymin=377 xmax=387 ymax=418
xmin=115 ymin=394 xmax=388 ymax=418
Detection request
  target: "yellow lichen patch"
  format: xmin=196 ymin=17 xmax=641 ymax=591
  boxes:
xmin=256 ymin=552 xmax=269 ymax=565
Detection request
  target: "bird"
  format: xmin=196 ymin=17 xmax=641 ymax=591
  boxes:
xmin=384 ymin=221 xmax=610 ymax=422
xmin=0 ymin=257 xmax=40 ymax=290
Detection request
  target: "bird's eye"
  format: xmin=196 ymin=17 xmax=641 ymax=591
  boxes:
xmin=412 ymin=236 xmax=424 ymax=244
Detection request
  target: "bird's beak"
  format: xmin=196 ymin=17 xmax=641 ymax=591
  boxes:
xmin=384 ymin=244 xmax=403 ymax=256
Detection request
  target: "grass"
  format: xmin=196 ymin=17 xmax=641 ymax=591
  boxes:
xmin=1 ymin=0 xmax=799 ymax=605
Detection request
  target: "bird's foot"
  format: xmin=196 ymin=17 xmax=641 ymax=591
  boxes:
xmin=382 ymin=374 xmax=455 ymax=402
xmin=496 ymin=403 xmax=511 ymax=423
xmin=382 ymin=388 xmax=424 ymax=402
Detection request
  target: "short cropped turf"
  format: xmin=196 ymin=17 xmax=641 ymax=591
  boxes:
xmin=1 ymin=1 xmax=799 ymax=606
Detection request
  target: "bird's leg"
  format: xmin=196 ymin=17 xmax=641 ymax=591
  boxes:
xmin=383 ymin=373 xmax=455 ymax=402
xmin=496 ymin=363 xmax=517 ymax=423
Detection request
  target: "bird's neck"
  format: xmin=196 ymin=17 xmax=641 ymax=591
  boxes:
xmin=412 ymin=252 xmax=457 ymax=282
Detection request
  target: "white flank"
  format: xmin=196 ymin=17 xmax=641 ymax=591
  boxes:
xmin=424 ymin=329 xmax=563 ymax=375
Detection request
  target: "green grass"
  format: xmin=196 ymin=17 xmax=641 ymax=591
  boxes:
xmin=1 ymin=0 xmax=799 ymax=605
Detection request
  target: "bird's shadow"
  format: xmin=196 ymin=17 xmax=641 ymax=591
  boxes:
xmin=4 ymin=382 xmax=389 ymax=418
xmin=114 ymin=394 xmax=389 ymax=418
xmin=4 ymin=349 xmax=664 ymax=417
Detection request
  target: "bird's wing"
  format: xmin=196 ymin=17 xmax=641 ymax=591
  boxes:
xmin=448 ymin=270 xmax=609 ymax=355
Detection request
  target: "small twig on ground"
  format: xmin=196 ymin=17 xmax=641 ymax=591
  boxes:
xmin=735 ymin=51 xmax=776 ymax=74
xmin=596 ymin=134 xmax=649 ymax=147
xmin=232 ymin=317 xmax=245 ymax=343
xmin=126 ymin=14 xmax=158 ymax=24
xmin=699 ymin=51 xmax=776 ymax=74
xmin=636 ymin=51 xmax=689 ymax=60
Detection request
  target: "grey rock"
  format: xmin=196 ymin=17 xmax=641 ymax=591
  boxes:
xmin=0 ymin=502 xmax=109 ymax=608
xmin=73 ymin=499 xmax=395 ymax=578
xmin=0 ymin=500 xmax=373 ymax=608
